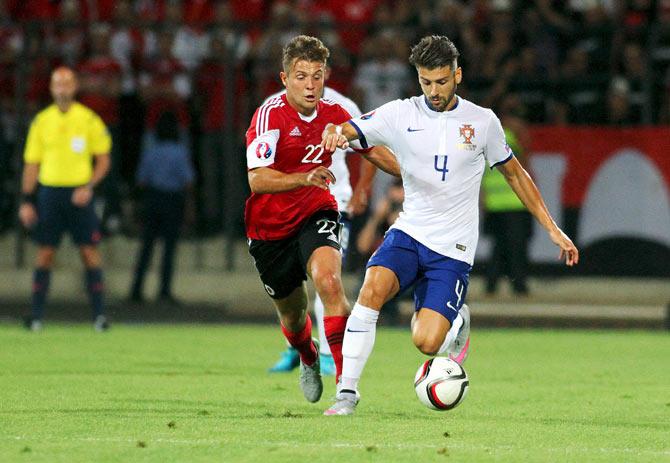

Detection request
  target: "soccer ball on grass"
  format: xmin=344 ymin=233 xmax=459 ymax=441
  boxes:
xmin=414 ymin=357 xmax=469 ymax=410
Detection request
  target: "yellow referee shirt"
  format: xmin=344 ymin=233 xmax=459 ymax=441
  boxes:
xmin=24 ymin=102 xmax=111 ymax=187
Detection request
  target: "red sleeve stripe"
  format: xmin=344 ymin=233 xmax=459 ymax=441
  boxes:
xmin=258 ymin=98 xmax=284 ymax=136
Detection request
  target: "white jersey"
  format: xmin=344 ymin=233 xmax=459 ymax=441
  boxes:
xmin=350 ymin=95 xmax=513 ymax=265
xmin=263 ymin=87 xmax=362 ymax=211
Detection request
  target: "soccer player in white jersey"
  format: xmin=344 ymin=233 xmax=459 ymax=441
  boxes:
xmin=264 ymin=84 xmax=377 ymax=376
xmin=321 ymin=35 xmax=579 ymax=415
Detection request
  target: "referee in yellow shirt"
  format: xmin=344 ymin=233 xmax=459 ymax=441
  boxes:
xmin=19 ymin=67 xmax=111 ymax=331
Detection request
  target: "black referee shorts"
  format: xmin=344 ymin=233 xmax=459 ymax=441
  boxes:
xmin=248 ymin=209 xmax=342 ymax=299
xmin=34 ymin=186 xmax=101 ymax=247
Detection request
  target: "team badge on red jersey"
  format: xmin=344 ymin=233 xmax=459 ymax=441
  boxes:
xmin=256 ymin=142 xmax=272 ymax=159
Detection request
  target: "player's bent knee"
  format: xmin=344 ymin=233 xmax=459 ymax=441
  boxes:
xmin=313 ymin=272 xmax=343 ymax=299
xmin=412 ymin=332 xmax=442 ymax=356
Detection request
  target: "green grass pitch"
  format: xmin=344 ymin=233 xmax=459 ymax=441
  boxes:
xmin=1 ymin=323 xmax=669 ymax=462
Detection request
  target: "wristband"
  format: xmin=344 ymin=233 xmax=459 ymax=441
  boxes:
xmin=22 ymin=192 xmax=37 ymax=205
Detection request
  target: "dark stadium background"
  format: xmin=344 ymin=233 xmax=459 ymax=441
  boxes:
xmin=0 ymin=0 xmax=668 ymax=326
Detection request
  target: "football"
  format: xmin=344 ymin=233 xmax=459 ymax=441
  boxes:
xmin=414 ymin=357 xmax=469 ymax=410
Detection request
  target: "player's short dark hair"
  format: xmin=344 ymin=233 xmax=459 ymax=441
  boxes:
xmin=282 ymin=35 xmax=330 ymax=73
xmin=409 ymin=35 xmax=460 ymax=70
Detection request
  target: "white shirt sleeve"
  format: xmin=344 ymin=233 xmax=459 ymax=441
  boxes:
xmin=348 ymin=100 xmax=400 ymax=149
xmin=247 ymin=129 xmax=280 ymax=169
xmin=484 ymin=111 xmax=514 ymax=168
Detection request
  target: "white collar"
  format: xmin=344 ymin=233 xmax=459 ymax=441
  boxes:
xmin=298 ymin=108 xmax=318 ymax=122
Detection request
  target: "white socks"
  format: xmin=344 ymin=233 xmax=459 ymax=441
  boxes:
xmin=339 ymin=303 xmax=379 ymax=393
xmin=313 ymin=294 xmax=331 ymax=356
xmin=438 ymin=313 xmax=463 ymax=355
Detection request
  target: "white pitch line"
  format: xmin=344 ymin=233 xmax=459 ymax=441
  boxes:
xmin=2 ymin=435 xmax=669 ymax=456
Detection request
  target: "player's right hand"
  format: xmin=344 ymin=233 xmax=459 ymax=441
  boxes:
xmin=19 ymin=203 xmax=38 ymax=228
xmin=321 ymin=123 xmax=349 ymax=152
xmin=549 ymin=227 xmax=579 ymax=266
xmin=304 ymin=166 xmax=336 ymax=190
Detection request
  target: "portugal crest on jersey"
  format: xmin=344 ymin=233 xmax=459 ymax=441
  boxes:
xmin=458 ymin=124 xmax=477 ymax=151
xmin=459 ymin=124 xmax=475 ymax=144
xmin=256 ymin=142 xmax=272 ymax=159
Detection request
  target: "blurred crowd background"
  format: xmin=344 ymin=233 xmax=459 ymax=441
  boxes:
xmin=0 ymin=0 xmax=669 ymax=276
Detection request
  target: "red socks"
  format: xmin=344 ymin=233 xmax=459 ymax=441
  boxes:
xmin=324 ymin=315 xmax=348 ymax=382
xmin=281 ymin=315 xmax=317 ymax=366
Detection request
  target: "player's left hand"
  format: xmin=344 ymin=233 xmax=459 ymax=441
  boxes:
xmin=321 ymin=123 xmax=349 ymax=152
xmin=304 ymin=166 xmax=336 ymax=190
xmin=549 ymin=228 xmax=579 ymax=266
xmin=72 ymin=185 xmax=93 ymax=207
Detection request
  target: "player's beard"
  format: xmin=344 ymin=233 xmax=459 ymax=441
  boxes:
xmin=431 ymin=85 xmax=457 ymax=112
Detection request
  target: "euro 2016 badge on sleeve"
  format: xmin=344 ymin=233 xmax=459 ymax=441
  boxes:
xmin=256 ymin=142 xmax=272 ymax=159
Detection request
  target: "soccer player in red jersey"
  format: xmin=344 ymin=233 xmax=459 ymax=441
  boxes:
xmin=245 ymin=35 xmax=398 ymax=403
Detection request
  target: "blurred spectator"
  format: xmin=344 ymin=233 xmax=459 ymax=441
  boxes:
xmin=614 ymin=41 xmax=649 ymax=122
xmin=47 ymin=0 xmax=86 ymax=66
xmin=251 ymin=2 xmax=304 ymax=101
xmin=571 ymin=2 xmax=615 ymax=74
xmin=322 ymin=0 xmax=382 ymax=54
xmin=109 ymin=0 xmax=141 ymax=96
xmin=0 ymin=0 xmax=22 ymax=165
xmin=78 ymin=22 xmax=123 ymax=232
xmin=130 ymin=111 xmax=194 ymax=305
xmin=354 ymin=32 xmax=411 ymax=112
xmin=553 ymin=45 xmax=608 ymax=124
xmin=353 ymin=31 xmax=409 ymax=211
xmin=139 ymin=29 xmax=190 ymax=128
xmin=204 ymin=1 xmax=251 ymax=63
xmin=194 ymin=36 xmax=247 ymax=233
xmin=605 ymin=76 xmax=641 ymax=125
xmin=168 ymin=1 xmax=208 ymax=71
xmin=183 ymin=0 xmax=215 ymax=26
xmin=518 ymin=6 xmax=560 ymax=80
xmin=616 ymin=0 xmax=654 ymax=43
xmin=482 ymin=94 xmax=532 ymax=296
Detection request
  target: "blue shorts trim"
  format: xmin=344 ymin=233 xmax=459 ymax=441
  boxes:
xmin=34 ymin=186 xmax=101 ymax=247
xmin=367 ymin=229 xmax=471 ymax=322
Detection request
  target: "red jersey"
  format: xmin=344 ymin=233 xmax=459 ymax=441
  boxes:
xmin=245 ymin=95 xmax=353 ymax=241
xmin=77 ymin=57 xmax=122 ymax=125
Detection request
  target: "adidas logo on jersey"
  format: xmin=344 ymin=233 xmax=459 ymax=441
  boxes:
xmin=289 ymin=126 xmax=302 ymax=137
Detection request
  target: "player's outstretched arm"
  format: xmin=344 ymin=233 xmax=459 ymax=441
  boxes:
xmin=497 ymin=157 xmax=579 ymax=266
xmin=248 ymin=166 xmax=336 ymax=194
xmin=321 ymin=122 xmax=359 ymax=151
